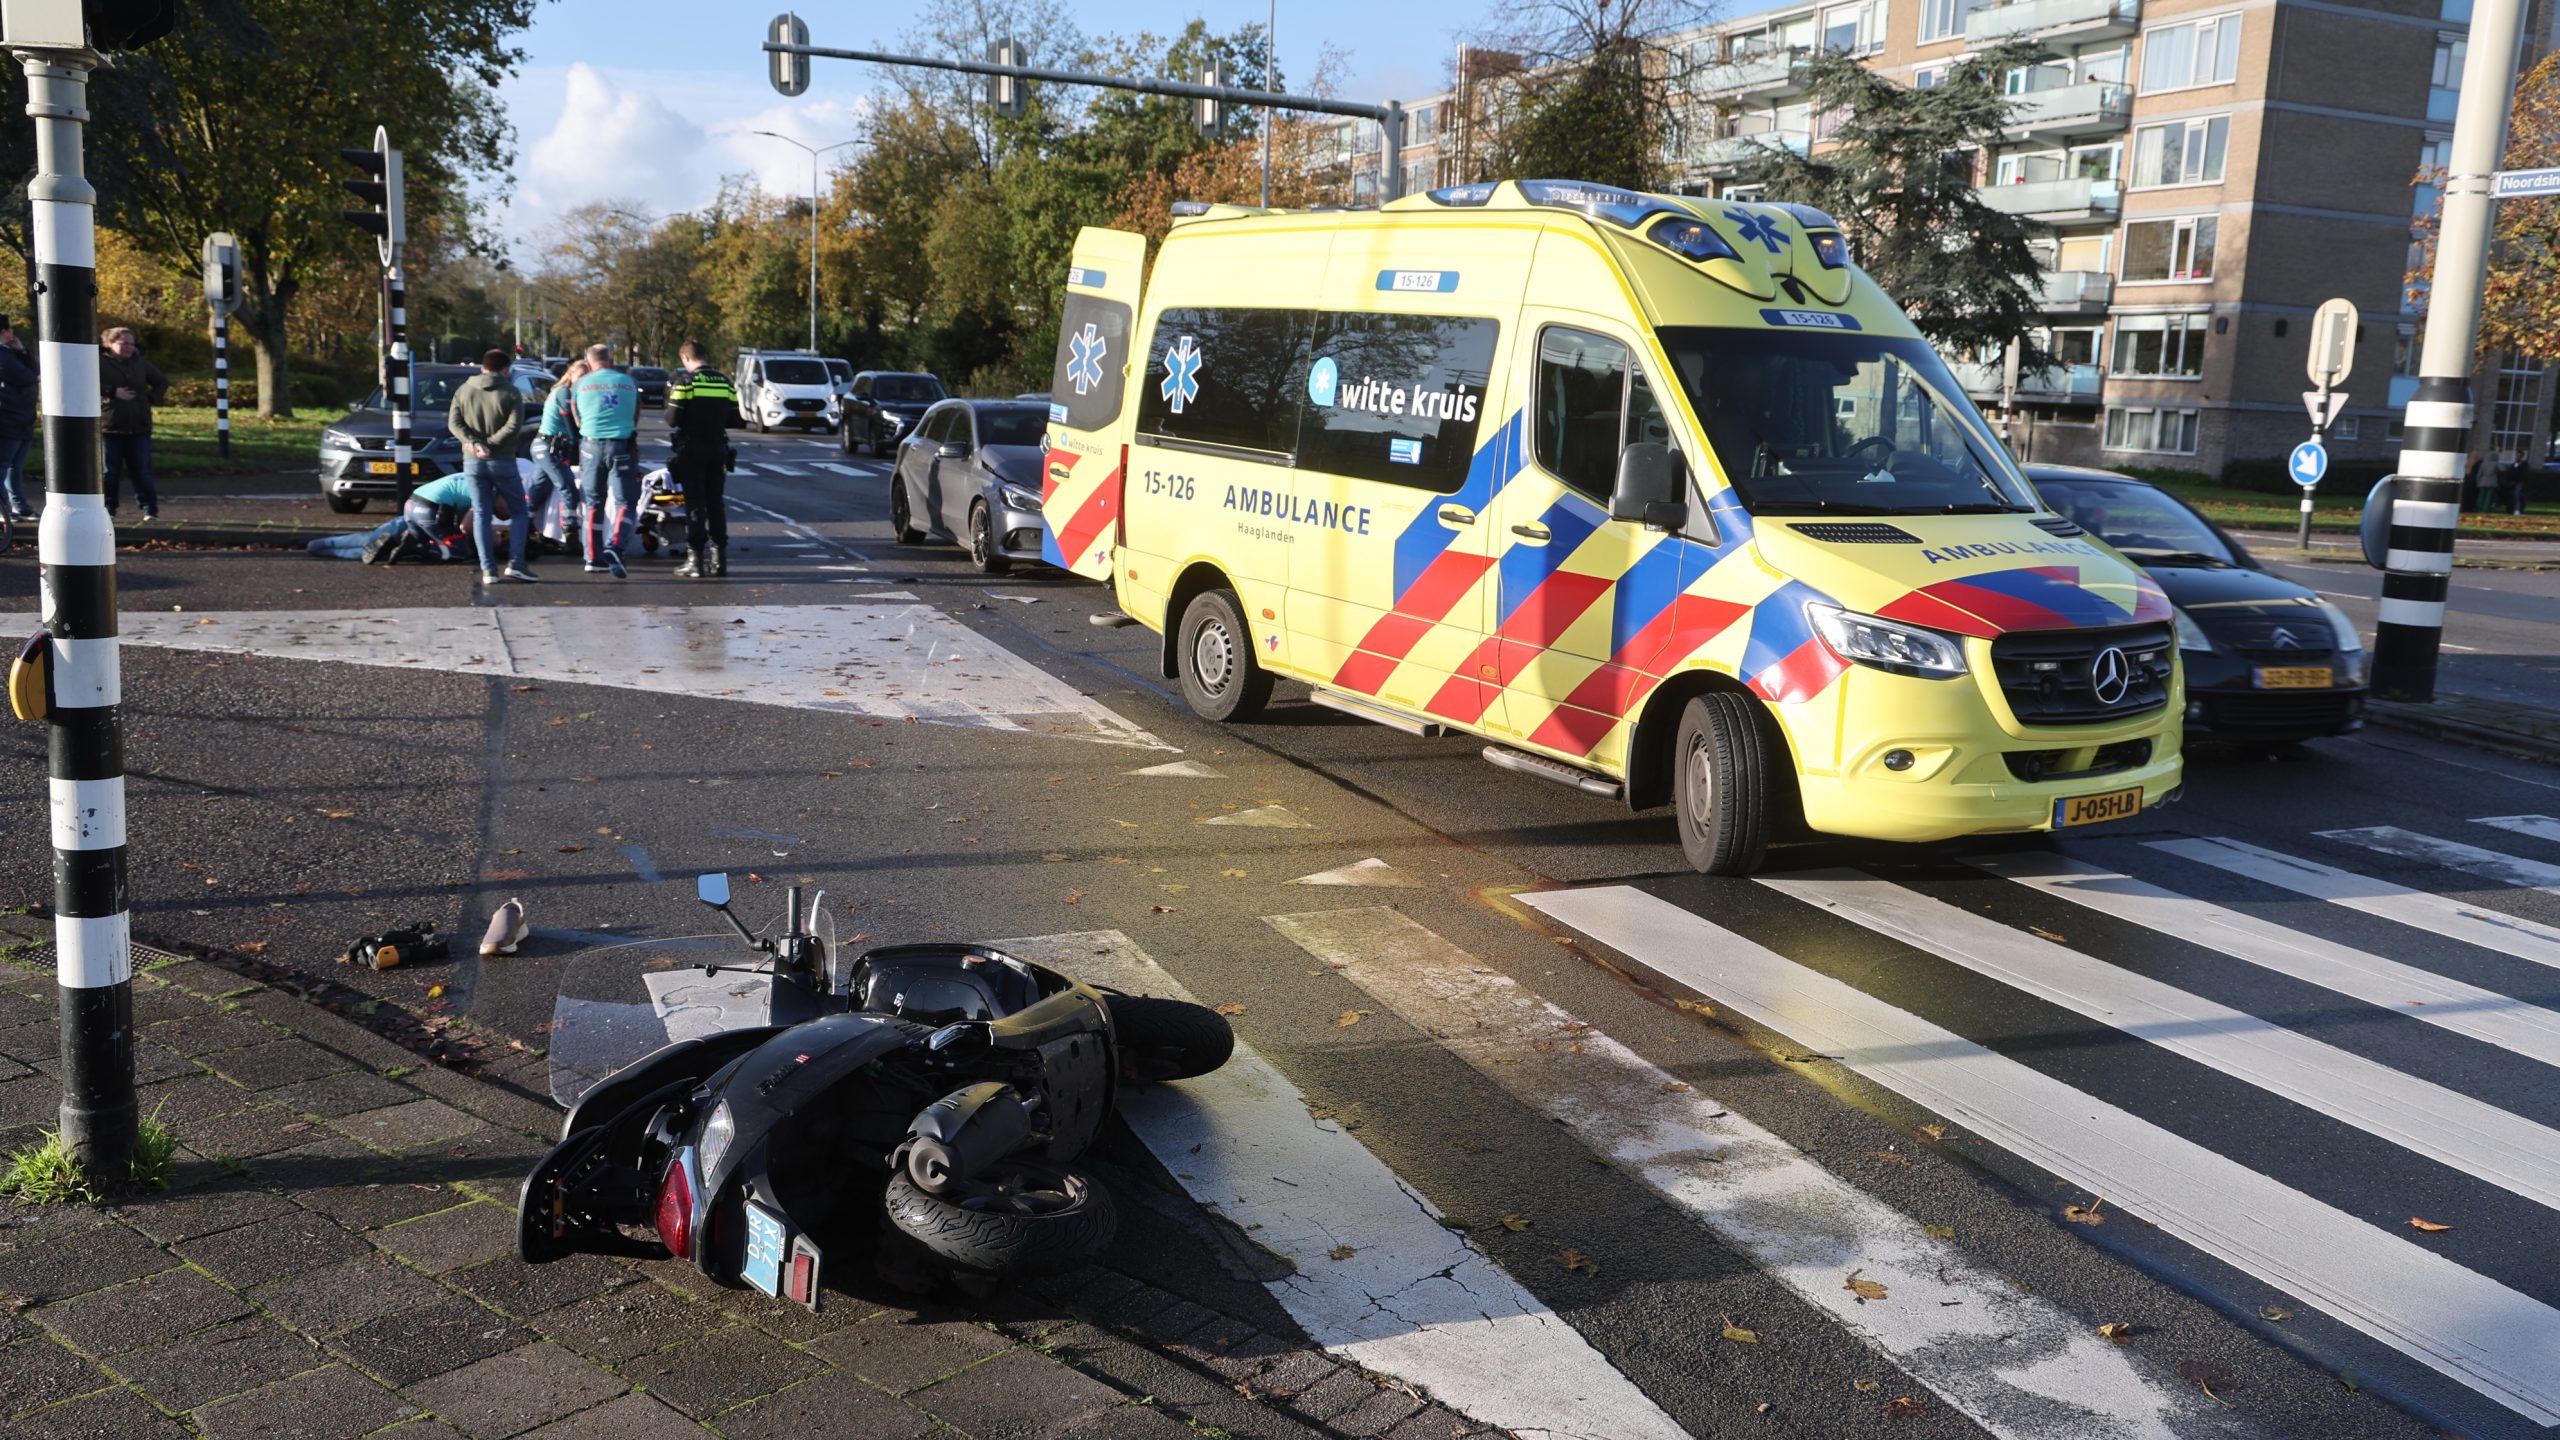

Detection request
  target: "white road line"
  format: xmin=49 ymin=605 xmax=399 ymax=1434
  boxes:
xmin=2317 ymin=825 xmax=2560 ymax=895
xmin=1976 ymin=851 xmax=2560 ymax=1071
xmin=2479 ymin=815 xmax=2560 ymax=847
xmin=756 ymin=464 xmax=809 ymax=476
xmin=1762 ymin=871 xmax=2560 ymax=1214
xmin=814 ymin=462 xmax=868 ymax=476
xmin=1275 ymin=907 xmax=2221 ymax=1440
xmin=1522 ymin=885 xmax=2560 ymax=1427
xmin=2148 ymin=836 xmax=2560 ymax=971
xmin=998 ymin=930 xmax=1691 ymax=1440
xmin=730 ymin=498 xmax=874 ymax=567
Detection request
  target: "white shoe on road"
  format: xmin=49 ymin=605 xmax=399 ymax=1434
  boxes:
xmin=479 ymin=898 xmax=528 ymax=957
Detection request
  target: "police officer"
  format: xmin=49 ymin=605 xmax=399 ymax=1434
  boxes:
xmin=665 ymin=339 xmax=737 ymax=578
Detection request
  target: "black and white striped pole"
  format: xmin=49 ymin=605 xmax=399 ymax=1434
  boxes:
xmin=201 ymin=232 xmax=235 ymax=460
xmin=12 ymin=29 xmax=132 ymax=1175
xmin=2375 ymin=0 xmax=2527 ymax=700
xmin=338 ymin=130 xmax=408 ymax=483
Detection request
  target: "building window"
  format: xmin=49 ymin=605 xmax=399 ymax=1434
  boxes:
xmin=2128 ymin=116 xmax=2229 ymax=188
xmin=1918 ymin=0 xmax=1976 ymax=43
xmin=2122 ymin=216 xmax=2219 ymax=282
xmin=2048 ymin=326 xmax=2103 ymax=364
xmin=1410 ymin=106 xmax=1438 ymax=145
xmin=2140 ymin=12 xmax=2242 ymax=93
xmin=2330 ymin=414 xmax=2361 ymax=441
xmin=2111 ymin=313 xmax=2209 ymax=377
xmin=2394 ymin=326 xmax=2422 ymax=377
xmin=1996 ymin=150 xmax=2062 ymax=185
xmin=2070 ymin=142 xmax=2123 ymax=181
xmin=2104 ymin=406 xmax=2201 ymax=453
xmin=2414 ymin=134 xmax=2452 ymax=219
xmin=1821 ymin=0 xmax=1883 ymax=55
xmin=2430 ymin=36 xmax=2465 ymax=122
xmin=1914 ymin=63 xmax=1947 ymax=88
xmin=2491 ymin=354 xmax=2546 ymax=459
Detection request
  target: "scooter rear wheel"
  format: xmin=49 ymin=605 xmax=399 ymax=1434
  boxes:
xmin=1106 ymin=995 xmax=1234 ymax=1083
xmin=882 ymin=1161 xmax=1115 ymax=1276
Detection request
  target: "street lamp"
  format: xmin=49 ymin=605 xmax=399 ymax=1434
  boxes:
xmin=751 ymin=130 xmax=864 ymax=352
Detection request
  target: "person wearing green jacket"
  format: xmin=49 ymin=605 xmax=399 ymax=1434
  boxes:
xmin=447 ymin=349 xmax=537 ymax=583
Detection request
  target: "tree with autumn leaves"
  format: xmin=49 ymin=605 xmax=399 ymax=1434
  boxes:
xmin=2408 ymin=52 xmax=2560 ymax=372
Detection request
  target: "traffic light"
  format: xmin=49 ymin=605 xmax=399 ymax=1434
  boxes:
xmin=987 ymin=37 xmax=1026 ymax=118
xmin=0 ymin=0 xmax=175 ymax=51
xmin=337 ymin=125 xmax=403 ymax=267
xmin=1196 ymin=60 xmax=1225 ymax=137
xmin=767 ymin=12 xmax=808 ymax=98
xmin=85 ymin=0 xmax=172 ymax=48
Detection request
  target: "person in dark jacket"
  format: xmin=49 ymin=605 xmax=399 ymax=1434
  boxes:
xmin=0 ymin=316 xmax=38 ymax=522
xmin=98 ymin=326 xmax=169 ymax=519
xmin=663 ymin=339 xmax=737 ymax=578
xmin=2503 ymin=452 xmax=2534 ymax=517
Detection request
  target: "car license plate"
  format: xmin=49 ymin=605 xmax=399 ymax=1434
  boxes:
xmin=742 ymin=1203 xmax=786 ymax=1296
xmin=364 ymin=461 xmax=396 ymax=475
xmin=2256 ymin=666 xmax=2333 ymax=690
xmin=2054 ymin=786 xmax=2142 ymax=828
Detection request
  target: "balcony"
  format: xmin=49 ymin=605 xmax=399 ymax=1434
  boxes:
xmin=2031 ymin=269 xmax=2113 ymax=312
xmin=1980 ymin=175 xmax=2122 ymax=222
xmin=1950 ymin=359 xmax=2107 ymax=402
xmin=1694 ymin=47 xmax=1813 ymax=100
xmin=1966 ymin=0 xmax=2141 ymax=44
xmin=2004 ymin=81 xmax=2133 ymax=139
xmin=1684 ymin=130 xmax=1811 ymax=174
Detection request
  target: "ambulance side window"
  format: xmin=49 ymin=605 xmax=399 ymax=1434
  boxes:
xmin=1135 ymin=306 xmax=1309 ymax=460
xmin=1534 ymin=327 xmax=1661 ymax=502
xmin=1050 ymin=293 xmax=1132 ymax=432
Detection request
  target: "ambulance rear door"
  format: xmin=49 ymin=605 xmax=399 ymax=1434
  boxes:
xmin=1044 ymin=228 xmax=1147 ymax=581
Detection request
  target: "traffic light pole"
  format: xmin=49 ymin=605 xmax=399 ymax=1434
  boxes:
xmin=19 ymin=47 xmax=136 ymax=1179
xmin=2377 ymin=0 xmax=2528 ymax=700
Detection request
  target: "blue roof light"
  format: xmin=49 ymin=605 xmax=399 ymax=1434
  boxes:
xmin=1810 ymin=230 xmax=1850 ymax=270
xmin=1647 ymin=214 xmax=1741 ymax=265
xmin=1426 ymin=183 xmax=1498 ymax=208
xmin=1516 ymin=179 xmax=1662 ymax=229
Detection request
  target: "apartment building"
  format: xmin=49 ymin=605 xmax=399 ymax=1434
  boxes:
xmin=1382 ymin=0 xmax=2555 ymax=478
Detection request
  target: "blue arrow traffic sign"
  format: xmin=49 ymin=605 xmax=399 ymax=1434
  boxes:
xmin=2289 ymin=439 xmax=2329 ymax=488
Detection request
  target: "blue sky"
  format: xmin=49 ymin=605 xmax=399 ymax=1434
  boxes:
xmin=497 ymin=0 xmax=1481 ymax=251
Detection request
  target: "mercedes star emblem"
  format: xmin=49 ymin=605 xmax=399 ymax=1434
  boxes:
xmin=2089 ymin=646 xmax=2134 ymax=707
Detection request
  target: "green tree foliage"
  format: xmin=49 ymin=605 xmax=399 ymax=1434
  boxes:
xmin=1480 ymin=0 xmax=1708 ymax=189
xmin=1745 ymin=41 xmax=2054 ymax=360
xmin=79 ymin=0 xmax=535 ymax=414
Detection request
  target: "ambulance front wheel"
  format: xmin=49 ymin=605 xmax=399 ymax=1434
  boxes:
xmin=1674 ymin=692 xmax=1772 ymax=876
xmin=1177 ymin=588 xmax=1272 ymax=722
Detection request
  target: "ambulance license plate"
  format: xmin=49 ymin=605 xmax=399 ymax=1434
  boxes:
xmin=2054 ymin=787 xmax=2142 ymax=828
xmin=364 ymin=461 xmax=396 ymax=475
xmin=741 ymin=1203 xmax=786 ymax=1296
xmin=2255 ymin=666 xmax=2332 ymax=690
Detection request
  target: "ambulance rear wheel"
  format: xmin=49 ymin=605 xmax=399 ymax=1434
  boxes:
xmin=1178 ymin=588 xmax=1271 ymax=722
xmin=1674 ymin=692 xmax=1772 ymax=876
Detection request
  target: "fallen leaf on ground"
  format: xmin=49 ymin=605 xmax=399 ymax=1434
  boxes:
xmin=746 ymin=873 xmax=765 ymax=884
xmin=2028 ymin=927 xmax=2070 ymax=943
xmin=1719 ymin=1313 xmax=1757 ymax=1344
xmin=426 ymin=985 xmax=445 ymax=999
xmin=2258 ymin=1306 xmax=2293 ymax=1322
xmin=1336 ymin=1009 xmax=1371 ymax=1027
xmin=557 ymin=845 xmax=585 ymax=854
xmin=235 ymin=941 xmax=269 ymax=955
xmin=1853 ymin=1379 xmax=1881 ymax=1393
xmin=1221 ymin=868 xmax=1248 ymax=878
xmin=510 ymin=684 xmax=538 ymax=692
xmin=1917 ymin=1124 xmax=1949 ymax=1142
xmin=1063 ymin=891 xmax=1085 ymax=905
xmin=1662 ymin=1082 xmax=1692 ymax=1093
xmin=1531 ymin=1040 xmax=1557 ymax=1053
xmin=1844 ymin=1270 xmax=1887 ymax=1303
xmin=2063 ymin=1199 xmax=2108 ymax=1226
xmin=1884 ymin=1396 xmax=1928 ymax=1419
xmin=2098 ymin=1322 xmax=2133 ymax=1343
xmin=2178 ymin=1360 xmax=2239 ymax=1408
xmin=1673 ymin=997 xmax=1715 ymax=1016
xmin=1922 ymin=1223 xmax=1955 ymax=1239
xmin=2408 ymin=1217 xmax=2452 ymax=1233
xmin=1328 ymin=1245 xmax=1357 ymax=1261
xmin=1499 ymin=1214 xmax=1531 ymax=1231
xmin=1041 ymin=853 xmax=1069 ymax=862
xmin=1559 ymin=1248 xmax=1598 ymax=1274
xmin=1214 ymin=1003 xmax=1247 ymax=1017
xmin=1150 ymin=903 xmax=1178 ymax=914
xmin=318 ymin=809 xmax=355 ymax=821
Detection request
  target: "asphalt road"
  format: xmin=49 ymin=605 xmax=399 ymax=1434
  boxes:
xmin=7 ymin=422 xmax=2560 ymax=1438
xmin=2256 ymin=556 xmax=2560 ymax=711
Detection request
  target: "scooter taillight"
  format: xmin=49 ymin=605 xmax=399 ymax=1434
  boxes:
xmin=654 ymin=1156 xmax=694 ymax=1260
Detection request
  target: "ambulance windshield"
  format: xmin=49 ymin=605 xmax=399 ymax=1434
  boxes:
xmin=1656 ymin=327 xmax=2038 ymax=517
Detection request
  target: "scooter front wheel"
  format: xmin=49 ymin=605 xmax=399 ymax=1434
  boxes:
xmin=881 ymin=1161 xmax=1115 ymax=1277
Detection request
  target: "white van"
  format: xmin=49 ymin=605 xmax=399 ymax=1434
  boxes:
xmin=734 ymin=349 xmax=842 ymax=434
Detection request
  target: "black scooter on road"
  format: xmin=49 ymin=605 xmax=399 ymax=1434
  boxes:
xmin=516 ymin=873 xmax=1231 ymax=1307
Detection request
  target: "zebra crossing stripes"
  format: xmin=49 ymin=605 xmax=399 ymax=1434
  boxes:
xmin=2147 ymin=836 xmax=2560 ymax=970
xmin=1973 ymin=850 xmax=2560 ymax=1070
xmin=813 ymin=461 xmax=868 ymax=476
xmin=994 ymin=930 xmax=1691 ymax=1440
xmin=1759 ymin=871 xmax=2560 ymax=1214
xmin=2318 ymin=825 xmax=2560 ymax=894
xmin=1521 ymin=883 xmax=2560 ymax=1426
xmin=754 ymin=463 xmax=810 ymax=476
xmin=2478 ymin=815 xmax=2560 ymax=847
xmin=1270 ymin=906 xmax=2226 ymax=1440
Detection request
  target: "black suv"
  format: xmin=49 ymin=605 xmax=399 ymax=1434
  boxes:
xmin=842 ymin=371 xmax=947 ymax=458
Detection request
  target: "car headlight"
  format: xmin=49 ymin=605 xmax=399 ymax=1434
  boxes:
xmin=698 ymin=1100 xmax=735 ymax=1178
xmin=997 ymin=483 xmax=1042 ymax=512
xmin=2172 ymin=607 xmax=2214 ymax=654
xmin=2314 ymin=600 xmax=2362 ymax=654
xmin=1806 ymin=603 xmax=1967 ymax=678
xmin=321 ymin=429 xmax=356 ymax=450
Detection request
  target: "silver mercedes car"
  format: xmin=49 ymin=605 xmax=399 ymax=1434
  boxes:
xmin=886 ymin=399 xmax=1049 ymax=573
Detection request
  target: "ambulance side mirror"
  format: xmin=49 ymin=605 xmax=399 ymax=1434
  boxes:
xmin=1610 ymin=443 xmax=1689 ymax=531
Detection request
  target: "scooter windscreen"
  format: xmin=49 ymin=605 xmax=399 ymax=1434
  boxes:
xmin=544 ymin=933 xmax=788 ymax=1108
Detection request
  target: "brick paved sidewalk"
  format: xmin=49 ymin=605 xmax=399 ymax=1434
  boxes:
xmin=0 ymin=925 xmax=1497 ymax=1440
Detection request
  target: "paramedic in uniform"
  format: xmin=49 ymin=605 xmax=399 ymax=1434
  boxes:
xmin=665 ymin=340 xmax=736 ymax=579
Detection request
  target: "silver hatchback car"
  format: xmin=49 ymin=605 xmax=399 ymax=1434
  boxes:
xmin=886 ymin=400 xmax=1050 ymax=573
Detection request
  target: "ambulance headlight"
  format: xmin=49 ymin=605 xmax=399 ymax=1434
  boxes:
xmin=2172 ymin=607 xmax=2214 ymax=654
xmin=1807 ymin=604 xmax=1967 ymax=679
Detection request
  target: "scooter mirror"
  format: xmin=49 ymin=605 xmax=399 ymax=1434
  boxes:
xmin=696 ymin=872 xmax=732 ymax=908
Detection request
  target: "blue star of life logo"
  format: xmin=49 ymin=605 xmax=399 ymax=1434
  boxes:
xmin=1725 ymin=209 xmax=1788 ymax=255
xmin=1160 ymin=335 xmax=1202 ymax=414
xmin=1067 ymin=323 xmax=1108 ymax=396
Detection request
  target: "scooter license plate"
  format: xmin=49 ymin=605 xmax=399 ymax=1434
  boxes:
xmin=742 ymin=1203 xmax=787 ymax=1296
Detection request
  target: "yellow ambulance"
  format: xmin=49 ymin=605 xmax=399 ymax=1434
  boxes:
xmin=1041 ymin=179 xmax=2180 ymax=874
